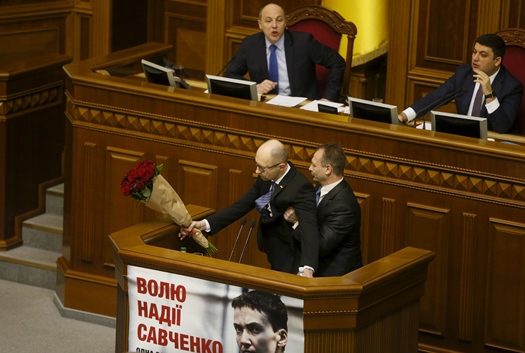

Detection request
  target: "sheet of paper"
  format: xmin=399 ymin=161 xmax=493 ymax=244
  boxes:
xmin=266 ymin=95 xmax=307 ymax=107
xmin=300 ymin=100 xmax=344 ymax=112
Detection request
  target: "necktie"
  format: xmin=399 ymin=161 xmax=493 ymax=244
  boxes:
xmin=471 ymin=87 xmax=484 ymax=117
xmin=255 ymin=182 xmax=276 ymax=217
xmin=269 ymin=44 xmax=279 ymax=93
xmin=315 ymin=188 xmax=321 ymax=206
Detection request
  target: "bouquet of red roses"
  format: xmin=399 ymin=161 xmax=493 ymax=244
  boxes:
xmin=121 ymin=160 xmax=217 ymax=256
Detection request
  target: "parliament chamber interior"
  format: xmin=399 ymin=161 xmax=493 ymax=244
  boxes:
xmin=1 ymin=1 xmax=524 ymax=353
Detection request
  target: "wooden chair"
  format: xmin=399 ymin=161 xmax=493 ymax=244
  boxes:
xmin=495 ymin=28 xmax=525 ymax=135
xmin=286 ymin=5 xmax=357 ymax=101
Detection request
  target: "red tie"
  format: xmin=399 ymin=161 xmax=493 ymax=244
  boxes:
xmin=471 ymin=88 xmax=484 ymax=117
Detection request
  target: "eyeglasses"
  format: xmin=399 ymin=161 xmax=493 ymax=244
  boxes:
xmin=255 ymin=161 xmax=282 ymax=173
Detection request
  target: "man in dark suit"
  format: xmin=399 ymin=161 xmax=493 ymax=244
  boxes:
xmin=284 ymin=143 xmax=362 ymax=277
xmin=225 ymin=3 xmax=346 ymax=102
xmin=179 ymin=139 xmax=319 ymax=277
xmin=398 ymin=33 xmax=523 ymax=134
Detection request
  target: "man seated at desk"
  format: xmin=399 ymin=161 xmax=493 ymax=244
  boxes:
xmin=398 ymin=33 xmax=523 ymax=134
xmin=225 ymin=3 xmax=346 ymax=103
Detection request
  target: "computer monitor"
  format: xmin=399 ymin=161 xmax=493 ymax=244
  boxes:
xmin=141 ymin=59 xmax=190 ymax=89
xmin=347 ymin=97 xmax=399 ymax=124
xmin=206 ymin=74 xmax=258 ymax=101
xmin=430 ymin=111 xmax=488 ymax=139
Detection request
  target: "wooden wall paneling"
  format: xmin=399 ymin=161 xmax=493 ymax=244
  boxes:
xmin=111 ymin=0 xmax=148 ymax=52
xmin=355 ymin=192 xmax=371 ymax=265
xmin=419 ymin=0 xmax=470 ymax=69
xmin=147 ymin=0 xmax=166 ymax=43
xmin=457 ymin=213 xmax=477 ymax=342
xmin=386 ymin=0 xmax=412 ymax=109
xmin=405 ymin=203 xmax=449 ymax=337
xmin=484 ymin=219 xmax=525 ymax=351
xmin=476 ymin=0 xmax=503 ymax=35
xmin=206 ymin=0 xmax=227 ymax=76
xmin=91 ymin=0 xmax=111 ymax=57
xmin=102 ymin=148 xmax=145 ymax=267
xmin=71 ymin=0 xmax=94 ymax=61
xmin=0 ymin=9 xmax=70 ymax=62
xmin=0 ymin=54 xmax=69 ymax=248
xmin=500 ymin=0 xmax=525 ymax=28
xmin=165 ymin=0 xmax=207 ymax=81
xmin=381 ymin=197 xmax=397 ymax=257
xmin=177 ymin=160 xmax=218 ymax=211
xmin=80 ymin=142 xmax=97 ymax=264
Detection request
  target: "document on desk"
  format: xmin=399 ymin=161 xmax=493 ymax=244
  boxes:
xmin=300 ymin=100 xmax=344 ymax=112
xmin=266 ymin=95 xmax=307 ymax=107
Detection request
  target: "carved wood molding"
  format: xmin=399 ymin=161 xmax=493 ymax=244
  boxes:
xmin=65 ymin=97 xmax=525 ymax=207
xmin=0 ymin=86 xmax=60 ymax=118
xmin=496 ymin=28 xmax=525 ymax=48
xmin=285 ymin=5 xmax=357 ymax=37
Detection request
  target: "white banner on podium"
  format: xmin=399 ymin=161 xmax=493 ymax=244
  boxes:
xmin=127 ymin=265 xmax=305 ymax=353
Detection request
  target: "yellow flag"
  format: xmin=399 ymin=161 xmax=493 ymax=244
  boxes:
xmin=322 ymin=0 xmax=389 ymax=66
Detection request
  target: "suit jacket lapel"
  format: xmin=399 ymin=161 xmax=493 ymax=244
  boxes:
xmin=284 ymin=31 xmax=294 ymax=92
xmin=271 ymin=162 xmax=295 ymax=200
xmin=317 ymin=180 xmax=347 ymax=211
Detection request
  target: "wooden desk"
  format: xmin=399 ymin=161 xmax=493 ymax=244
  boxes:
xmin=61 ymin=42 xmax=525 ymax=353
xmin=109 ymin=215 xmax=435 ymax=353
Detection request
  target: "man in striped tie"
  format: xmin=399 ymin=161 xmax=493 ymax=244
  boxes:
xmin=180 ymin=139 xmax=319 ymax=277
xmin=397 ymin=33 xmax=523 ymax=134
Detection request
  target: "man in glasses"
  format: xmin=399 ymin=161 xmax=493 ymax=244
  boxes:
xmin=179 ymin=139 xmax=319 ymax=277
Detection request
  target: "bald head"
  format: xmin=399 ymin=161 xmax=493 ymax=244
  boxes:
xmin=255 ymin=140 xmax=288 ymax=181
xmin=258 ymin=3 xmax=286 ymax=44
xmin=257 ymin=139 xmax=288 ymax=164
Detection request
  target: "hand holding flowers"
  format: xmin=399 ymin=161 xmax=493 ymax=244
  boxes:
xmin=121 ymin=160 xmax=218 ymax=256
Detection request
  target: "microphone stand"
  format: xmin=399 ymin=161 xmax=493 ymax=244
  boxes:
xmin=239 ymin=220 xmax=256 ymax=263
xmin=414 ymin=88 xmax=467 ymax=129
xmin=215 ymin=54 xmax=245 ymax=77
xmin=228 ymin=217 xmax=247 ymax=261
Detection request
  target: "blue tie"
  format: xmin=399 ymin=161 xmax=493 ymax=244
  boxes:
xmin=269 ymin=44 xmax=279 ymax=93
xmin=315 ymin=188 xmax=321 ymax=206
xmin=255 ymin=182 xmax=276 ymax=217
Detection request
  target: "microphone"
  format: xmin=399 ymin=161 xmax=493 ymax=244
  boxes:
xmin=239 ymin=220 xmax=256 ymax=263
xmin=215 ymin=54 xmax=246 ymax=77
xmin=415 ymin=88 xmax=468 ymax=129
xmin=163 ymin=58 xmax=189 ymax=78
xmin=228 ymin=217 xmax=247 ymax=261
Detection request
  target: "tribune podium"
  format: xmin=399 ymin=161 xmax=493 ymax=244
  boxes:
xmin=109 ymin=205 xmax=434 ymax=353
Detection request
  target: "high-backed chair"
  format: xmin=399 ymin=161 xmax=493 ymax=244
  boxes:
xmin=286 ymin=5 xmax=357 ymax=101
xmin=495 ymin=28 xmax=525 ymax=135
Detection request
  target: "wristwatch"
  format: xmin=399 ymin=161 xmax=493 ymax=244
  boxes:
xmin=485 ymin=91 xmax=496 ymax=99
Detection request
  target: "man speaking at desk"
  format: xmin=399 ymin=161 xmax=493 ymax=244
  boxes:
xmin=398 ymin=33 xmax=523 ymax=134
xmin=225 ymin=3 xmax=346 ymax=102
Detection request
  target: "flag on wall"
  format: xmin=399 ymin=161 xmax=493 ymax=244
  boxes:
xmin=323 ymin=0 xmax=389 ymax=66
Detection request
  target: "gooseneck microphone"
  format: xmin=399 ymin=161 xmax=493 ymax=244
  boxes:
xmin=215 ymin=54 xmax=246 ymax=77
xmin=228 ymin=217 xmax=247 ymax=261
xmin=239 ymin=220 xmax=256 ymax=263
xmin=415 ymin=88 xmax=468 ymax=129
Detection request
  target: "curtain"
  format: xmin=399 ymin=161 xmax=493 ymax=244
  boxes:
xmin=322 ymin=0 xmax=389 ymax=66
